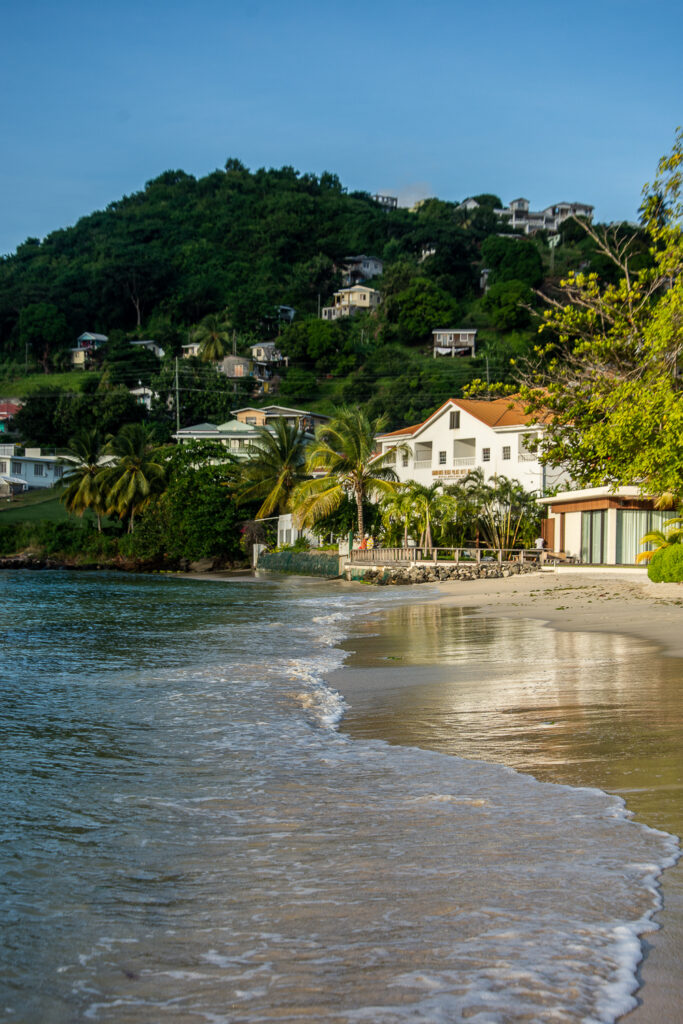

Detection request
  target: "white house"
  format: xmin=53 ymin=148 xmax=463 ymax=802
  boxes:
xmin=341 ymin=255 xmax=383 ymax=286
xmin=494 ymin=198 xmax=594 ymax=235
xmin=181 ymin=341 xmax=201 ymax=359
xmin=432 ymin=329 xmax=477 ymax=357
xmin=0 ymin=445 xmax=64 ymax=494
xmin=375 ymin=397 xmax=567 ymax=494
xmin=538 ymin=487 xmax=670 ymax=565
xmin=129 ymin=339 xmax=165 ymax=359
xmin=321 ymin=285 xmax=381 ymax=320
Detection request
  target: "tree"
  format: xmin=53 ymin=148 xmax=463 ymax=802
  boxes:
xmin=18 ymin=302 xmax=70 ymax=372
xmin=481 ymin=236 xmax=544 ymax=288
xmin=509 ymin=130 xmax=683 ymax=499
xmin=402 ymin=480 xmax=442 ymax=550
xmin=59 ymin=429 xmax=108 ymax=532
xmin=292 ymin=407 xmax=402 ymax=538
xmin=239 ymin=418 xmax=309 ymax=518
xmin=99 ymin=423 xmax=167 ymax=532
xmin=194 ymin=311 xmax=233 ymax=362
xmin=385 ymin=279 xmax=460 ymax=346
xmin=481 ymin=279 xmax=534 ymax=330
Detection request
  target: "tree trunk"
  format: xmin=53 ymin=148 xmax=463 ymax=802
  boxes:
xmin=355 ymin=488 xmax=364 ymax=541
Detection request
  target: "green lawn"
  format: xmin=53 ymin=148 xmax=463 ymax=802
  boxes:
xmin=0 ymin=487 xmax=71 ymax=523
xmin=0 ymin=370 xmax=101 ymax=398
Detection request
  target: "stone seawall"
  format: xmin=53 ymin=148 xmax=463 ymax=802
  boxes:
xmin=346 ymin=561 xmax=538 ymax=585
xmin=257 ymin=550 xmax=342 ymax=578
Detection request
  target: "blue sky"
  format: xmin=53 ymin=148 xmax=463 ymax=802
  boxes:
xmin=1 ymin=0 xmax=680 ymax=255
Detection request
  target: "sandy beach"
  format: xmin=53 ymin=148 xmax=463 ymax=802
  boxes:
xmin=329 ymin=571 xmax=683 ymax=1024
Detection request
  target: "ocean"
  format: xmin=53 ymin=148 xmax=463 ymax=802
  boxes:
xmin=0 ymin=570 xmax=678 ymax=1023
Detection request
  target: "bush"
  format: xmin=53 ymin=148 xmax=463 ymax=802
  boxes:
xmin=648 ymin=544 xmax=683 ymax=582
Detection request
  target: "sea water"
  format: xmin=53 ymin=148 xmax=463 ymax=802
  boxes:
xmin=0 ymin=571 xmax=678 ymax=1023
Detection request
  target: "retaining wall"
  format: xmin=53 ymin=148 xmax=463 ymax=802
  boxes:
xmin=257 ymin=550 xmax=342 ymax=578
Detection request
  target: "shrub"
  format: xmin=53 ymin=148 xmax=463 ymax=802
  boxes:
xmin=649 ymin=543 xmax=683 ymax=582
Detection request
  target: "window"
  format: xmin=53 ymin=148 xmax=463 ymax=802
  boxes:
xmin=53 ymin=465 xmax=63 ymax=478
xmin=33 ymin=463 xmax=44 ymax=476
xmin=502 ymin=446 xmax=511 ymax=460
xmin=581 ymin=510 xmax=606 ymax=564
xmin=482 ymin=448 xmax=491 ymax=462
xmin=11 ymin=461 xmax=21 ymax=474
xmin=449 ymin=410 xmax=460 ymax=429
xmin=246 ymin=417 xmax=257 ymax=425
xmin=402 ymin=452 xmax=409 ymax=467
xmin=439 ymin=450 xmax=447 ymax=465
xmin=0 ymin=460 xmax=6 ymax=473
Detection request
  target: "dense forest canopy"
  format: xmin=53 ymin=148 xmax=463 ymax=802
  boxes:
xmin=0 ymin=157 xmax=652 ymax=434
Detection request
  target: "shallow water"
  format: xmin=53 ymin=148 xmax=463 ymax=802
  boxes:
xmin=0 ymin=573 xmax=678 ymax=1023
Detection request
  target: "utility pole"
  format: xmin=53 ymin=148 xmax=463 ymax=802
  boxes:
xmin=486 ymin=357 xmax=490 ymax=384
xmin=175 ymin=357 xmax=180 ymax=432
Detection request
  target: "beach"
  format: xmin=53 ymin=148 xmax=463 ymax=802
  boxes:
xmin=330 ymin=571 xmax=683 ymax=1023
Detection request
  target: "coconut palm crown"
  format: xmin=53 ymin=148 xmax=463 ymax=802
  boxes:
xmin=239 ymin=418 xmax=310 ymax=519
xmin=194 ymin=311 xmax=233 ymax=363
xmin=59 ymin=428 xmax=108 ymax=532
xmin=98 ymin=423 xmax=167 ymax=532
xmin=292 ymin=407 xmax=403 ymax=539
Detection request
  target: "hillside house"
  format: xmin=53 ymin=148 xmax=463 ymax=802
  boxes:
xmin=0 ymin=401 xmax=21 ymax=434
xmin=0 ymin=444 xmax=64 ymax=495
xmin=373 ymin=194 xmax=398 ymax=210
xmin=249 ymin=343 xmax=287 ymax=383
xmin=218 ymin=355 xmax=252 ymax=379
xmin=181 ymin=341 xmax=201 ymax=359
xmin=129 ymin=339 xmax=165 ymax=358
xmin=321 ymin=285 xmax=381 ymax=321
xmin=231 ymin=405 xmax=329 ymax=432
xmin=494 ymin=198 xmax=594 ymax=234
xmin=341 ymin=255 xmax=383 ymax=286
xmin=375 ymin=397 xmax=568 ymax=494
xmin=433 ymin=329 xmax=477 ymax=357
xmin=70 ymin=332 xmax=108 ymax=367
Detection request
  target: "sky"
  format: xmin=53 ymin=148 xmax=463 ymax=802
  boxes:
xmin=1 ymin=0 xmax=681 ymax=255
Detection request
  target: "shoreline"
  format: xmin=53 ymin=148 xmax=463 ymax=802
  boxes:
xmin=328 ymin=572 xmax=682 ymax=1024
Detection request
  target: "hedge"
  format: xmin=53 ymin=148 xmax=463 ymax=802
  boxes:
xmin=648 ymin=544 xmax=683 ymax=583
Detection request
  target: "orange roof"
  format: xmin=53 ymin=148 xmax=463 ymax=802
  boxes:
xmin=454 ymin=397 xmax=543 ymax=428
xmin=378 ymin=422 xmax=423 ymax=438
xmin=377 ymin=396 xmax=545 ymax=440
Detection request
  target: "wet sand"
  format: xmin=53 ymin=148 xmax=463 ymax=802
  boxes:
xmin=329 ymin=573 xmax=683 ymax=1024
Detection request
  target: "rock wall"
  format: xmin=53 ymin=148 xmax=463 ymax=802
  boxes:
xmin=347 ymin=562 xmax=538 ymax=585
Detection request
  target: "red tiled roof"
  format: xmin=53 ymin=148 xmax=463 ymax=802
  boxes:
xmin=377 ymin=396 xmax=546 ymax=440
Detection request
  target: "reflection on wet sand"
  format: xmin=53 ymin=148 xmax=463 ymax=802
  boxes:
xmin=335 ymin=605 xmax=683 ymax=1024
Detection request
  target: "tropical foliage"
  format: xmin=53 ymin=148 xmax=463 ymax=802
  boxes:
xmin=293 ymin=407 xmax=402 ymax=537
xmin=636 ymin=517 xmax=683 ymax=563
xmin=239 ymin=418 xmax=309 ymax=518
xmin=60 ymin=429 xmax=108 ymax=531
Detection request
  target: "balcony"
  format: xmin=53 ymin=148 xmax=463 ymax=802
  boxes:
xmin=453 ymin=457 xmax=476 ymax=467
xmin=414 ymin=458 xmax=432 ymax=468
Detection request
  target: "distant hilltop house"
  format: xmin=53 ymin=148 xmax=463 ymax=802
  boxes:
xmin=375 ymin=396 xmax=568 ymax=495
xmin=128 ymin=385 xmax=158 ymax=411
xmin=0 ymin=401 xmax=22 ymax=434
xmin=129 ymin=339 xmax=165 ymax=359
xmin=181 ymin=340 xmax=201 ymax=359
xmin=70 ymin=332 xmax=108 ymax=367
xmin=321 ymin=285 xmax=381 ymax=321
xmin=432 ymin=328 xmax=477 ymax=358
xmin=217 ymin=355 xmax=252 ymax=379
xmin=249 ymin=342 xmax=288 ymax=384
xmin=174 ymin=405 xmax=330 ymax=455
xmin=341 ymin=255 xmax=383 ymax=287
xmin=457 ymin=196 xmax=594 ymax=235
xmin=0 ymin=444 xmax=64 ymax=496
xmin=373 ymin=193 xmax=398 ymax=211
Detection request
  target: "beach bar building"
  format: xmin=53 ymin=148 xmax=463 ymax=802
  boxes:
xmin=539 ymin=487 xmax=674 ymax=565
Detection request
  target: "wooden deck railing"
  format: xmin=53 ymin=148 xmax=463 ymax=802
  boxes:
xmin=349 ymin=547 xmax=570 ymax=565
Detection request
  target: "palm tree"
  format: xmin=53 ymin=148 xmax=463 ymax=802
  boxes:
xmin=59 ymin=428 xmax=107 ymax=532
xmin=99 ymin=424 xmax=167 ymax=532
xmin=193 ymin=311 xmax=232 ymax=363
xmin=637 ymin=517 xmax=683 ymax=563
xmin=380 ymin=486 xmax=415 ymax=547
xmin=403 ymin=480 xmax=442 ymax=552
xmin=239 ymin=418 xmax=309 ymax=519
xmin=293 ymin=407 xmax=402 ymax=539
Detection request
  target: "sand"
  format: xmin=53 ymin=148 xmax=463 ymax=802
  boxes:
xmin=329 ymin=571 xmax=683 ymax=1024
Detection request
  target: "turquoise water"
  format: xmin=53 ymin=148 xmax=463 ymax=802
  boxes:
xmin=0 ymin=571 xmax=677 ymax=1023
